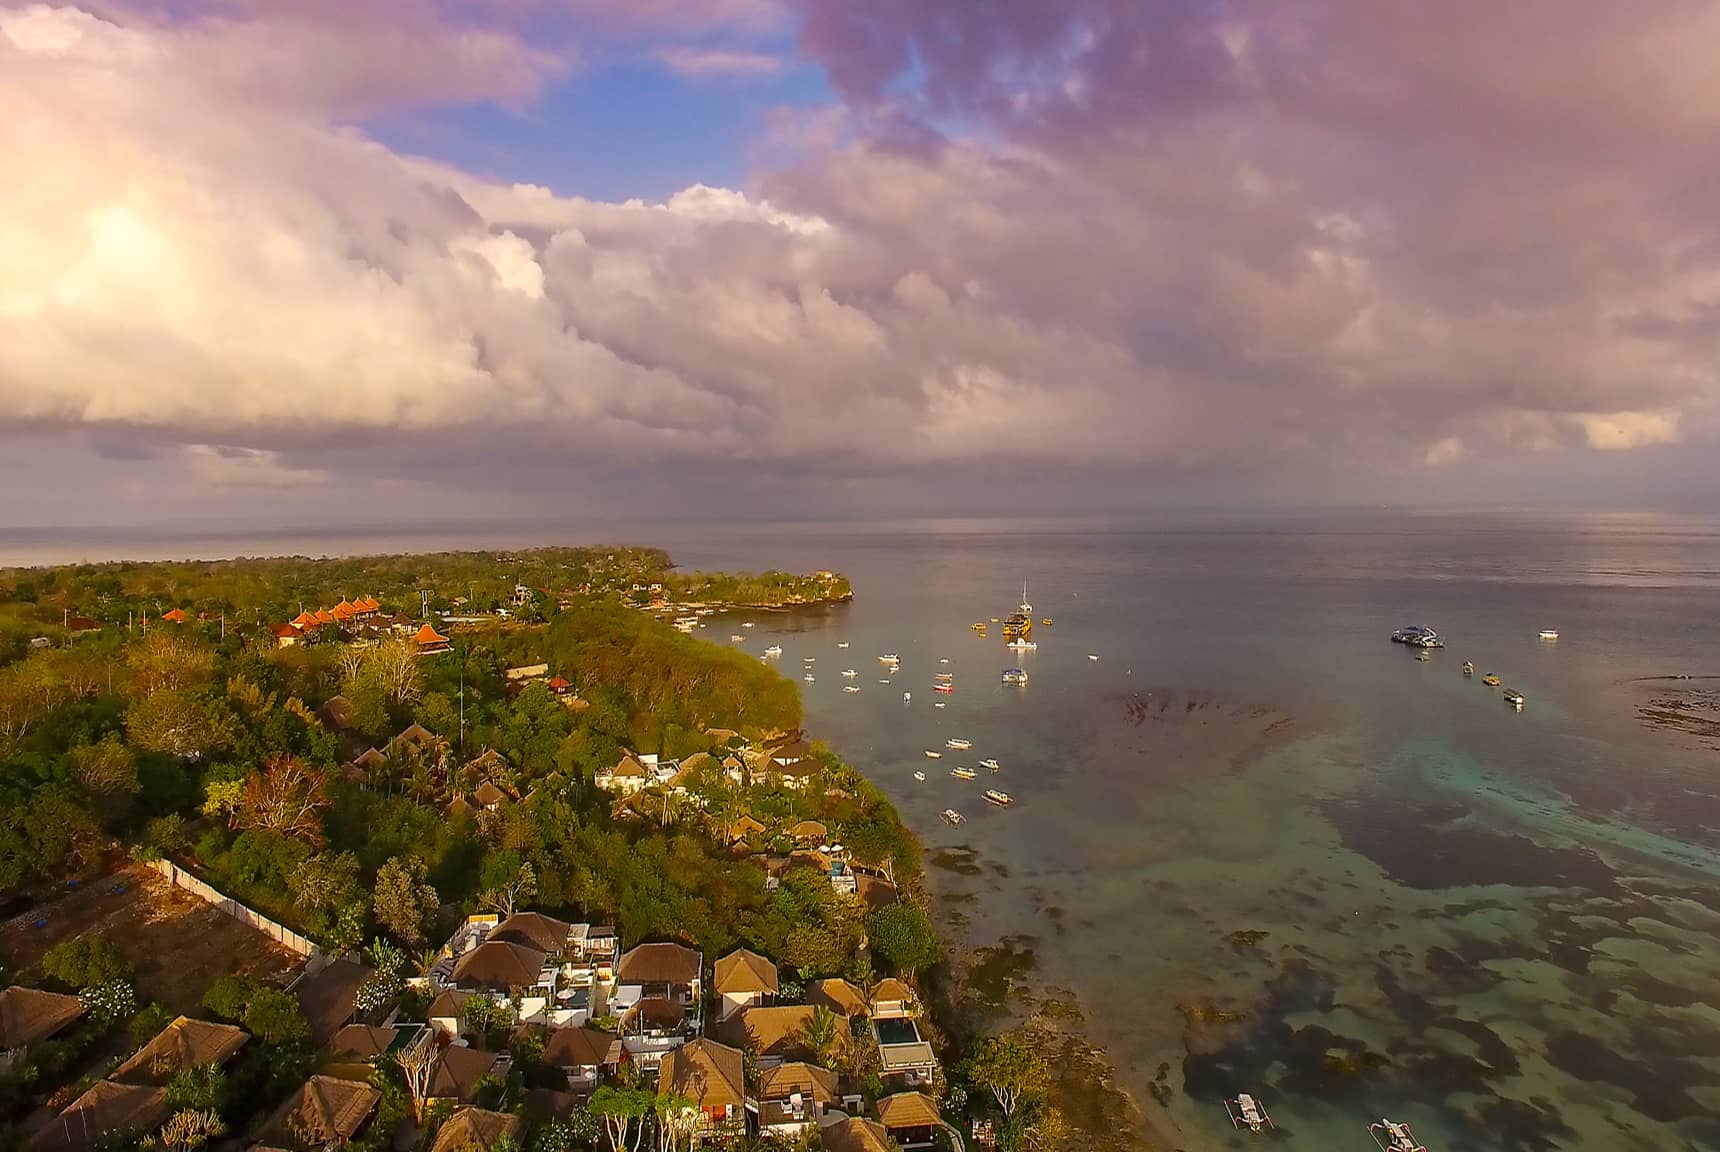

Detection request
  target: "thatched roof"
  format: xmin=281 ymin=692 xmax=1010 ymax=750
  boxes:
xmin=541 ymin=1027 xmax=621 ymax=1068
xmin=823 ymin=1117 xmax=893 ymax=1152
xmin=430 ymin=1046 xmax=499 ymax=1103
xmin=877 ymin=1092 xmax=943 ymax=1130
xmin=758 ymin=1061 xmax=836 ymax=1102
xmin=617 ymin=942 xmax=700 ymax=985
xmin=659 ymin=1039 xmax=745 ymax=1111
xmin=719 ymin=1005 xmax=819 ymax=1062
xmin=808 ymin=979 xmax=866 ymax=1019
xmin=0 ymin=986 xmax=84 ymax=1049
xmin=330 ymin=1024 xmax=398 ymax=1060
xmin=261 ymin=1075 xmax=381 ymax=1148
xmin=713 ymin=949 xmax=778 ymax=996
xmin=429 ymin=1108 xmax=522 ymax=1152
xmin=294 ymin=959 xmax=371 ymax=1045
xmin=454 ymin=941 xmax=546 ymax=990
xmin=111 ymin=1016 xmax=247 ymax=1085
xmin=490 ymin=912 xmax=573 ymax=954
xmin=29 ymin=1081 xmax=165 ymax=1150
xmin=870 ymin=979 xmax=915 ymax=1010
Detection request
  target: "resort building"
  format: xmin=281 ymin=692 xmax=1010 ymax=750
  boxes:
xmin=752 ymin=1062 xmax=837 ymax=1138
xmin=877 ymin=1092 xmax=944 ymax=1150
xmin=658 ymin=1039 xmax=746 ymax=1137
xmin=712 ymin=948 xmax=778 ymax=1022
xmin=0 ymin=986 xmax=85 ymax=1075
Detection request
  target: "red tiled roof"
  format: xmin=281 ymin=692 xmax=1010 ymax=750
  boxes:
xmin=415 ymin=623 xmax=451 ymax=645
xmin=160 ymin=608 xmax=187 ymax=623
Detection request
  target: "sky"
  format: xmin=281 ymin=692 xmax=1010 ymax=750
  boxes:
xmin=3 ymin=0 xmax=1720 ymax=529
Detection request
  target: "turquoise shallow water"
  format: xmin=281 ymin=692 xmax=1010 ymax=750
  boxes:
xmin=651 ymin=514 xmax=1720 ymax=1152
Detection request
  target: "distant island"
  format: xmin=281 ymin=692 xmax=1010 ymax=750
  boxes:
xmin=0 ymin=547 xmax=1062 ymax=1152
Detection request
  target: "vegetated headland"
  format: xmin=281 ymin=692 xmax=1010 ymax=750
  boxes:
xmin=0 ymin=546 xmax=1069 ymax=1152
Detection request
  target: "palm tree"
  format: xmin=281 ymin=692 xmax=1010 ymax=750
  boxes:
xmin=797 ymin=1004 xmax=841 ymax=1068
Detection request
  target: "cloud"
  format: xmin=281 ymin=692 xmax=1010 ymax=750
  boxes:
xmin=2 ymin=0 xmax=1718 ymax=523
xmin=656 ymin=45 xmax=785 ymax=78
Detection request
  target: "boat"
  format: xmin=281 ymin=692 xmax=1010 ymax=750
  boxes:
xmin=742 ymin=622 xmax=755 ymax=629
xmin=730 ymin=634 xmax=745 ymax=642
xmin=946 ymin=738 xmax=972 ymax=750
xmin=979 ymin=758 xmax=1000 ymax=771
xmin=1482 ymin=673 xmax=1500 ymax=687
xmin=1503 ymin=688 xmax=1525 ymax=709
xmin=879 ymin=679 xmax=893 ymax=685
xmin=1002 ymin=612 xmax=1033 ymax=639
xmin=934 ymin=702 xmax=947 ymax=709
xmin=935 ymin=672 xmax=954 ymax=681
xmin=1224 ymin=1094 xmax=1273 ymax=1133
xmin=844 ymin=685 xmax=861 ymax=694
xmin=1006 ymin=638 xmax=1038 ymax=651
xmin=984 ymin=789 xmax=1013 ymax=806
xmin=940 ymin=658 xmax=951 ymax=664
xmin=1002 ymin=667 xmax=1028 ymax=685
xmin=842 ymin=669 xmax=857 ymax=677
xmin=940 ymin=809 xmax=965 ymax=826
xmin=1041 ymin=618 xmax=1053 ymax=626
xmin=925 ymin=750 xmax=942 ymax=759
xmin=803 ymin=674 xmax=815 ymax=683
xmin=1416 ymin=650 xmax=1430 ymax=662
xmin=934 ymin=682 xmax=955 ymax=693
xmin=1463 ymin=661 xmax=1474 ymax=676
xmin=991 ymin=617 xmax=1000 ymax=622
xmin=903 ymin=691 xmax=912 ymax=703
xmin=1368 ymin=1118 xmax=1428 ymax=1152
xmin=764 ymin=645 xmax=783 ymax=657
xmin=879 ymin=653 xmax=900 ymax=663
xmin=1019 ymin=582 xmax=1033 ymax=615
xmin=803 ymin=656 xmax=816 ymax=663
xmin=951 ymin=767 xmax=978 ymax=780
xmin=1390 ymin=626 xmax=1444 ymax=648
xmin=838 ymin=641 xmax=850 ymax=648
xmin=1087 ymin=653 xmax=1099 ymax=661
xmin=972 ymin=622 xmax=988 ymax=632
xmin=1539 ymin=629 xmax=1559 ymax=640
xmin=914 ymin=771 xmax=926 ymax=781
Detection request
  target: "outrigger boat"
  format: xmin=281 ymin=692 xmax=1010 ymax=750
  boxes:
xmin=979 ymin=758 xmax=1000 ymax=771
xmin=934 ymin=682 xmax=955 ymax=693
xmin=1087 ymin=653 xmax=1099 ymax=661
xmin=913 ymin=771 xmax=926 ymax=781
xmin=838 ymin=641 xmax=850 ymax=648
xmin=903 ymin=691 xmax=911 ymax=703
xmin=742 ymin=622 xmax=755 ymax=628
xmin=842 ymin=668 xmax=858 ymax=677
xmin=1223 ymin=1093 xmax=1273 ymax=1133
xmin=764 ymin=645 xmax=783 ymax=657
xmin=940 ymin=658 xmax=951 ymax=664
xmin=1002 ymin=667 xmax=1028 ymax=685
xmin=972 ymin=622 xmax=988 ymax=632
xmin=1006 ymin=638 xmax=1037 ymax=651
xmin=951 ymin=767 xmax=978 ymax=780
xmin=1538 ymin=629 xmax=1559 ymax=641
xmin=844 ymin=685 xmax=860 ymax=694
xmin=1369 ymin=1118 xmax=1428 ymax=1152
xmin=934 ymin=702 xmax=947 ymax=709
xmin=946 ymin=738 xmax=972 ymax=750
xmin=1503 ymin=688 xmax=1525 ymax=709
xmin=803 ymin=674 xmax=815 ymax=682
xmin=940 ymin=809 xmax=965 ymax=826
xmin=1482 ymin=673 xmax=1500 ymax=687
xmin=1462 ymin=661 xmax=1474 ymax=676
xmin=935 ymin=672 xmax=955 ymax=681
xmin=925 ymin=750 xmax=942 ymax=759
xmin=879 ymin=653 xmax=900 ymax=663
xmin=983 ymin=789 xmax=1012 ymax=806
xmin=730 ymin=635 xmax=745 ymax=642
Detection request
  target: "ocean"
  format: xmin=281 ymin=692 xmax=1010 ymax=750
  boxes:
xmin=653 ymin=513 xmax=1720 ymax=1152
xmin=9 ymin=512 xmax=1720 ymax=1150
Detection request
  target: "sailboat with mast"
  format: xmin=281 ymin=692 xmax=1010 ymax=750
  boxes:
xmin=1003 ymin=581 xmax=1034 ymax=640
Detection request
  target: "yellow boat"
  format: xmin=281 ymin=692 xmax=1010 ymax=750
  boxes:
xmin=972 ymin=622 xmax=988 ymax=632
xmin=1041 ymin=618 xmax=1053 ymax=626
xmin=1482 ymin=674 xmax=1500 ymax=687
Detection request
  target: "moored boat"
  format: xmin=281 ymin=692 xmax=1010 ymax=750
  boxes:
xmin=838 ymin=641 xmax=849 ymax=648
xmin=730 ymin=635 xmax=745 ymax=642
xmin=1539 ymin=629 xmax=1559 ymax=640
xmin=1224 ymin=1094 xmax=1273 ymax=1133
xmin=951 ymin=766 xmax=978 ymax=780
xmin=1002 ymin=667 xmax=1028 ymax=685
xmin=764 ymin=645 xmax=783 ymax=657
xmin=803 ymin=674 xmax=815 ymax=682
xmin=1503 ymin=688 xmax=1525 ymax=708
xmin=941 ymin=809 xmax=965 ymax=825
xmin=925 ymin=750 xmax=942 ymax=759
xmin=913 ymin=771 xmax=926 ymax=781
xmin=1390 ymin=626 xmax=1444 ymax=648
xmin=1369 ymin=1118 xmax=1428 ymax=1152
xmin=1463 ymin=661 xmax=1474 ymax=676
xmin=983 ymin=789 xmax=1012 ymax=806
xmin=934 ymin=682 xmax=955 ymax=693
xmin=979 ymin=758 xmax=1000 ymax=771
xmin=842 ymin=668 xmax=857 ymax=677
xmin=879 ymin=653 xmax=900 ymax=663
xmin=844 ymin=685 xmax=860 ymax=694
xmin=1087 ymin=653 xmax=1099 ymax=661
xmin=946 ymin=738 xmax=971 ymax=750
xmin=1006 ymin=637 xmax=1037 ymax=651
xmin=1482 ymin=673 xmax=1500 ymax=686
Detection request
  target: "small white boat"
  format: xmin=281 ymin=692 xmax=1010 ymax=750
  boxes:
xmin=1539 ymin=629 xmax=1559 ymax=640
xmin=946 ymin=738 xmax=971 ymax=750
xmin=879 ymin=654 xmax=900 ymax=663
xmin=983 ymin=789 xmax=1012 ymax=806
xmin=742 ymin=622 xmax=755 ymax=628
xmin=1006 ymin=638 xmax=1037 ymax=651
xmin=1087 ymin=653 xmax=1099 ymax=661
xmin=879 ymin=679 xmax=893 ymax=685
xmin=903 ymin=691 xmax=911 ymax=703
xmin=730 ymin=635 xmax=745 ymax=642
xmin=934 ymin=683 xmax=955 ymax=694
xmin=1369 ymin=1118 xmax=1427 ymax=1152
xmin=935 ymin=672 xmax=954 ymax=681
xmin=837 ymin=641 xmax=849 ymax=648
xmin=844 ymin=685 xmax=860 ymax=694
xmin=940 ymin=658 xmax=951 ymax=664
xmin=925 ymin=750 xmax=942 ymax=759
xmin=913 ymin=771 xmax=926 ymax=781
xmin=842 ymin=669 xmax=857 ymax=677
xmin=1224 ymin=1094 xmax=1273 ymax=1133
xmin=803 ymin=674 xmax=816 ymax=683
xmin=934 ymin=702 xmax=947 ymax=709
xmin=940 ymin=809 xmax=965 ymax=826
xmin=1503 ymin=688 xmax=1525 ymax=709
xmin=951 ymin=767 xmax=978 ymax=780
xmin=803 ymin=656 xmax=816 ymax=663
xmin=764 ymin=645 xmax=783 ymax=657
xmin=1002 ymin=667 xmax=1028 ymax=685
xmin=979 ymin=759 xmax=1000 ymax=771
